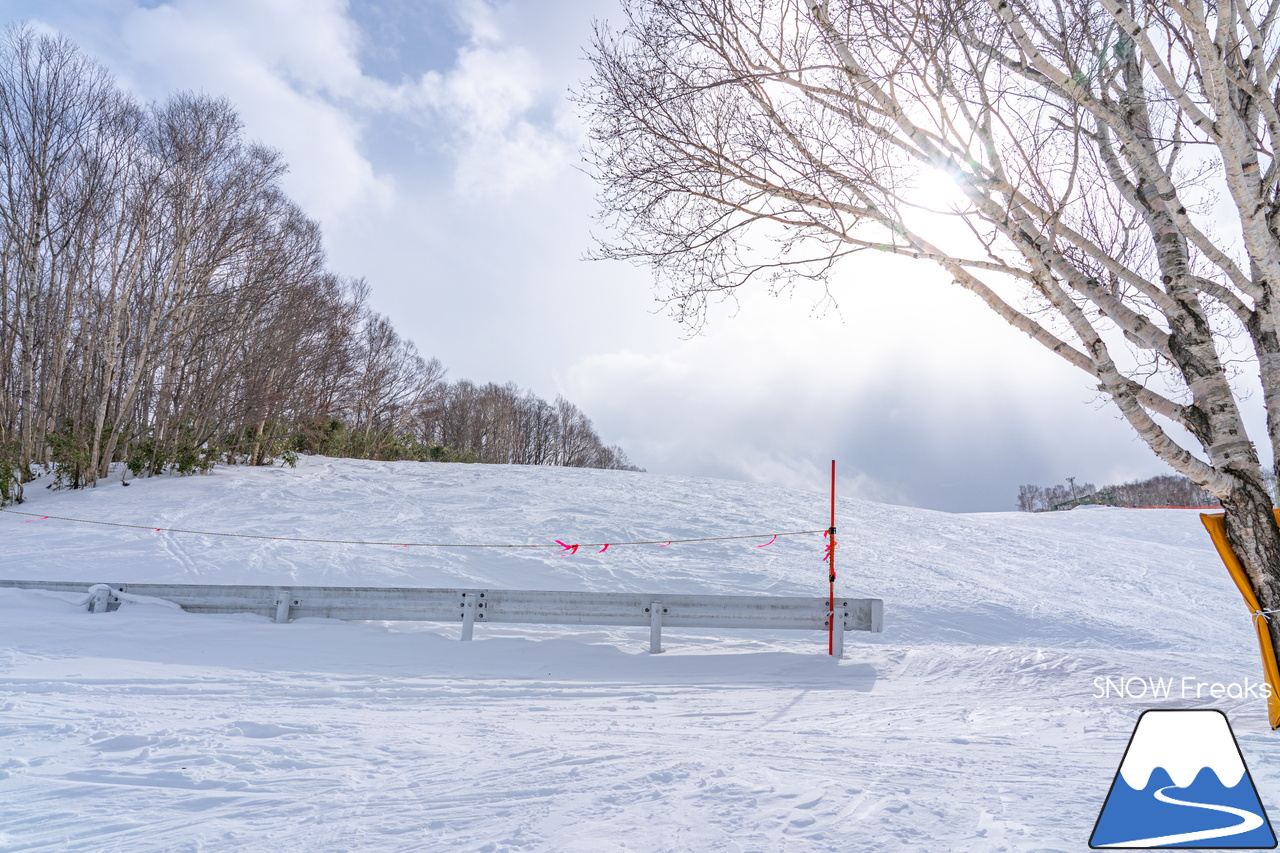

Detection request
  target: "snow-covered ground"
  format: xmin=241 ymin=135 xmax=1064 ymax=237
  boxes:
xmin=0 ymin=456 xmax=1274 ymax=852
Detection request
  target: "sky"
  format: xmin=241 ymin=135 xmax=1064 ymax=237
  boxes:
xmin=3 ymin=0 xmax=1193 ymax=512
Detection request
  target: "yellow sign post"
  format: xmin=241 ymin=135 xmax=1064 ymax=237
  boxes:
xmin=1201 ymin=512 xmax=1280 ymax=729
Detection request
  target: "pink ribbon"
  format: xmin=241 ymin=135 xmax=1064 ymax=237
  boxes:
xmin=755 ymin=534 xmax=777 ymax=548
xmin=23 ymin=516 xmax=49 ymax=523
xmin=660 ymin=541 xmax=671 ymax=547
xmin=556 ymin=540 xmax=579 ymax=556
xmin=598 ymin=544 xmax=610 ymax=554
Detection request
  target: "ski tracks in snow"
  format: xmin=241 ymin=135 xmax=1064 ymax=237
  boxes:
xmin=0 ymin=600 xmax=1150 ymax=852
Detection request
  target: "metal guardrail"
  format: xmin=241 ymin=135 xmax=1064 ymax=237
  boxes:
xmin=0 ymin=579 xmax=883 ymax=656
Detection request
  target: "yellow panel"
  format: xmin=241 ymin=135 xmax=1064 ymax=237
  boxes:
xmin=1201 ymin=512 xmax=1280 ymax=729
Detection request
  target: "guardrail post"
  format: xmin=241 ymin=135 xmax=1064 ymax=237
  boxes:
xmin=87 ymin=584 xmax=118 ymax=613
xmin=649 ymin=600 xmax=663 ymax=653
xmin=274 ymin=590 xmax=292 ymax=624
xmin=832 ymin=614 xmax=845 ymax=659
xmin=460 ymin=593 xmax=476 ymax=641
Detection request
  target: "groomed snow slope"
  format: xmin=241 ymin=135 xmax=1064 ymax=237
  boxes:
xmin=0 ymin=456 xmax=1274 ymax=852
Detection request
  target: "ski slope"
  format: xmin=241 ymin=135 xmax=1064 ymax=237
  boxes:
xmin=0 ymin=456 xmax=1274 ymax=852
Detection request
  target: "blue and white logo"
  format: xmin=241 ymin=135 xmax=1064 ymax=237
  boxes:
xmin=1091 ymin=709 xmax=1276 ymax=848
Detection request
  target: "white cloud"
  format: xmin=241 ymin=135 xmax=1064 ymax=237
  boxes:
xmin=104 ymin=0 xmax=395 ymax=224
xmin=560 ymin=251 xmax=1164 ymax=510
xmin=419 ymin=43 xmax=572 ymax=195
xmin=32 ymin=0 xmax=577 ymax=219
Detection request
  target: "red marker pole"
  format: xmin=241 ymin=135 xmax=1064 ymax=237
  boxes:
xmin=828 ymin=459 xmax=837 ymax=656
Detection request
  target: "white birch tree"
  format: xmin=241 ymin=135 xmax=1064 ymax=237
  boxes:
xmin=582 ymin=0 xmax=1280 ymax=667
xmin=0 ymin=27 xmax=116 ymax=472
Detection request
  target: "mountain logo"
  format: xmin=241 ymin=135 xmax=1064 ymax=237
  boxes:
xmin=1090 ymin=709 xmax=1276 ymax=848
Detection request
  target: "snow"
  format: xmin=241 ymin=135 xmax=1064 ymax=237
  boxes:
xmin=0 ymin=455 xmax=1275 ymax=851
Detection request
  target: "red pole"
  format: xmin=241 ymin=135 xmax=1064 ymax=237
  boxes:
xmin=828 ymin=459 xmax=836 ymax=656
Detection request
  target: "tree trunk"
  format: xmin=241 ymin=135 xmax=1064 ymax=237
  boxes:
xmin=1219 ymin=482 xmax=1280 ymax=662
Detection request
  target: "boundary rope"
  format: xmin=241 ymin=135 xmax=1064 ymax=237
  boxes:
xmin=0 ymin=507 xmax=824 ymax=550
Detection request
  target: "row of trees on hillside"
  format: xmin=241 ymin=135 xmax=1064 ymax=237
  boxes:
xmin=0 ymin=26 xmax=634 ymax=504
xmin=1017 ymin=474 xmax=1226 ymax=512
xmin=431 ymin=381 xmax=635 ymax=469
xmin=293 ymin=375 xmax=637 ymax=471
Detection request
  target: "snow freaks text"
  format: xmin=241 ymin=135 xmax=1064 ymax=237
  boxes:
xmin=1094 ymin=676 xmax=1274 ymax=701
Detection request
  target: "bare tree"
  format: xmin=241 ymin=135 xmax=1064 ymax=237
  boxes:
xmin=0 ymin=26 xmax=118 ymax=473
xmin=583 ymin=0 xmax=1280 ymax=670
xmin=344 ymin=309 xmax=445 ymax=456
xmin=420 ymin=379 xmax=640 ymax=469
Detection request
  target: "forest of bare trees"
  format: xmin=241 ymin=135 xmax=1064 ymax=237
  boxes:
xmin=0 ymin=26 xmax=635 ymax=505
xmin=1017 ymin=474 xmax=1224 ymax=511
